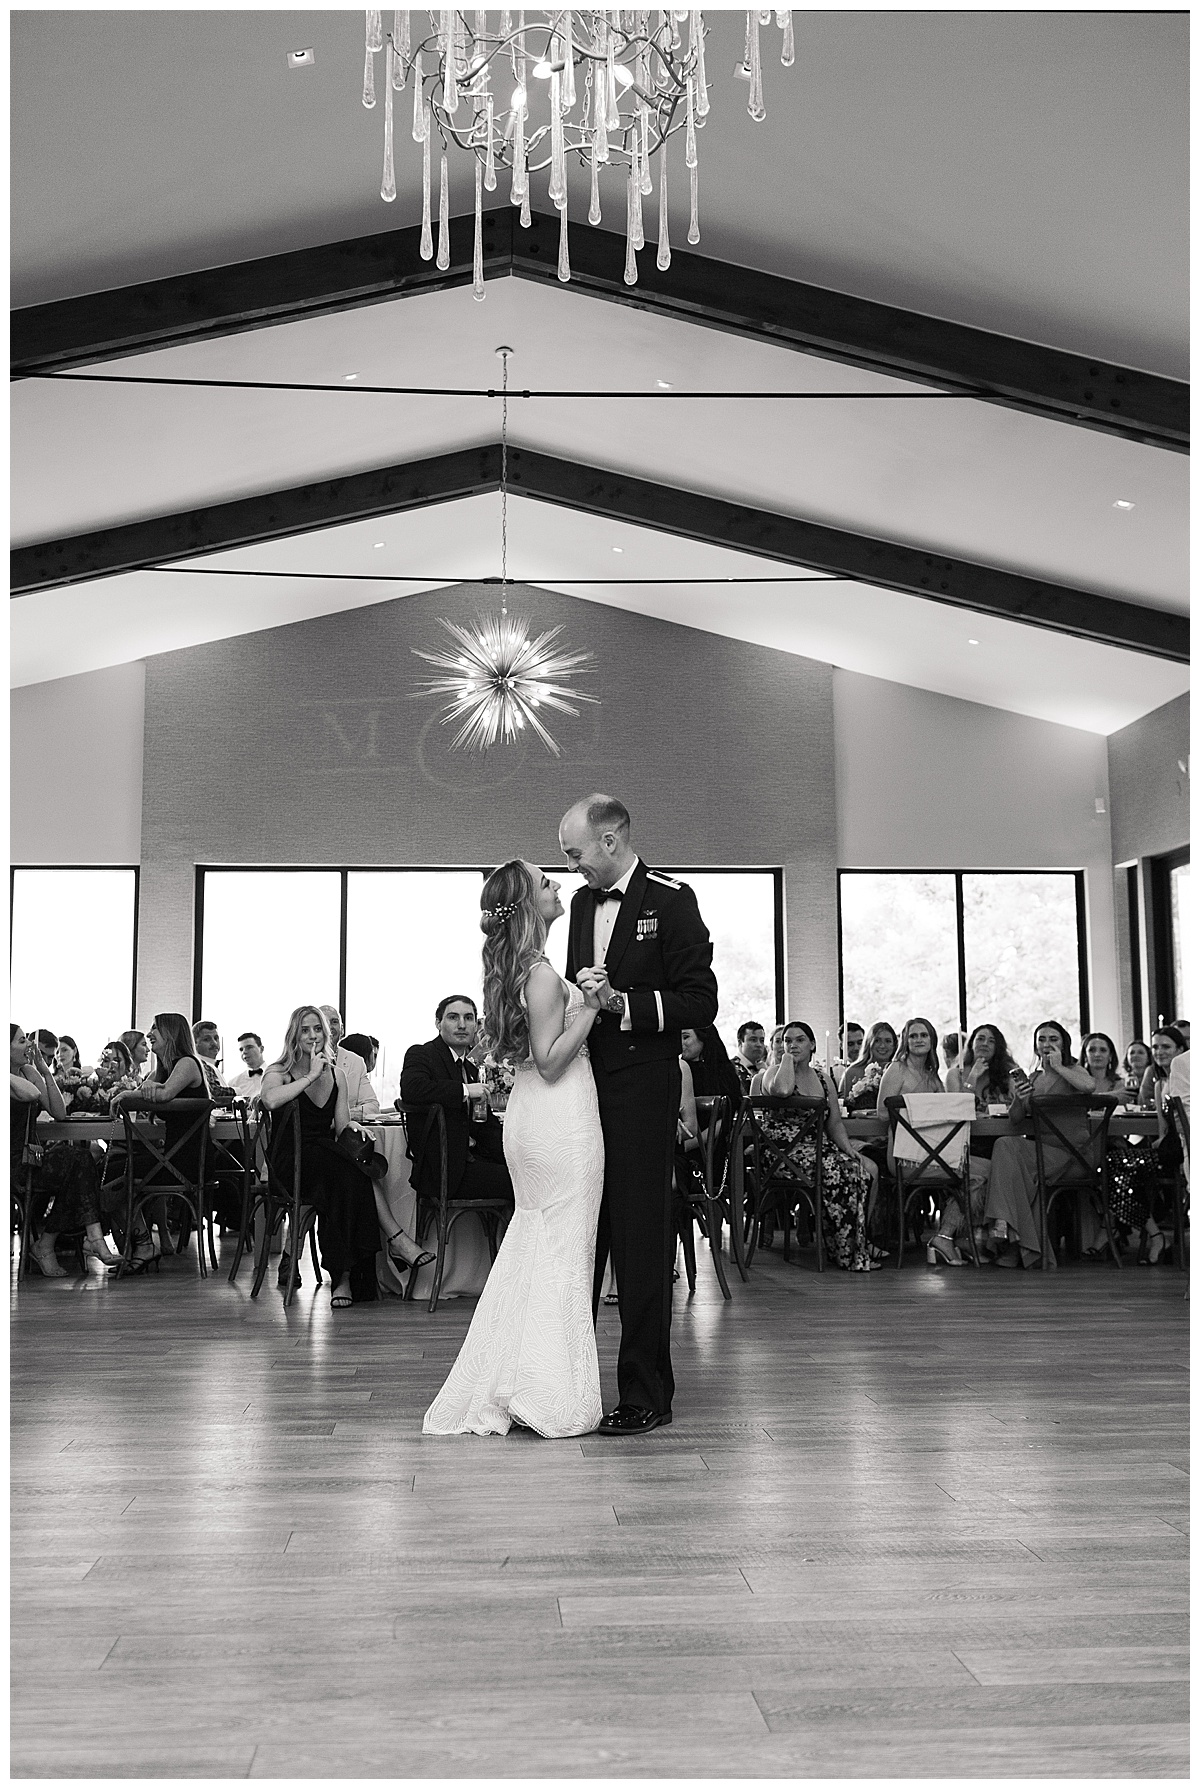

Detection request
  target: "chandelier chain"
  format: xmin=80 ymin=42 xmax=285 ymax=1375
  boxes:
xmin=500 ymin=346 xmax=510 ymax=612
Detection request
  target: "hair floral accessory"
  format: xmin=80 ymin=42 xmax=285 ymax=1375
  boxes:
xmin=482 ymin=900 xmax=518 ymax=921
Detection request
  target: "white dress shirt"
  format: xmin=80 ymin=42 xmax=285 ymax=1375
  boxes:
xmin=230 ymin=1067 xmax=264 ymax=1100
xmin=591 ymin=859 xmax=640 ymax=1032
xmin=336 ymin=1045 xmax=380 ymax=1117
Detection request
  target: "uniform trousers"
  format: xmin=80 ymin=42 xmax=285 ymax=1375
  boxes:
xmin=590 ymin=1057 xmax=680 ymax=1416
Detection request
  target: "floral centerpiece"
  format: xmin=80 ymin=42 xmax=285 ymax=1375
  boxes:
xmin=475 ymin=1035 xmax=517 ymax=1114
xmin=845 ymin=1059 xmax=886 ymax=1112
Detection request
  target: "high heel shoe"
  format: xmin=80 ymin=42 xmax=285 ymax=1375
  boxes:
xmin=1140 ymin=1230 xmax=1166 ymax=1266
xmin=927 ymin=1234 xmax=964 ymax=1266
xmin=28 ymin=1242 xmax=67 ymax=1278
xmin=387 ymin=1233 xmax=436 ymax=1272
xmin=83 ymin=1239 xmax=122 ymax=1268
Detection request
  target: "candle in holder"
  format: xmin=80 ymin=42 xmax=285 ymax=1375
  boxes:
xmin=825 ymin=1030 xmax=831 ymax=1063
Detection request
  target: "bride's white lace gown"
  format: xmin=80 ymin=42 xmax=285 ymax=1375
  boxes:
xmin=423 ymin=977 xmax=605 ymax=1438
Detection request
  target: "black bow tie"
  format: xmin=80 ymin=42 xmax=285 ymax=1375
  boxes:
xmin=594 ymin=887 xmax=623 ymax=905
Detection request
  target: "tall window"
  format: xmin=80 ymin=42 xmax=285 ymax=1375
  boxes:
xmin=839 ymin=870 xmax=1087 ymax=1068
xmin=541 ymin=869 xmax=781 ymax=1057
xmin=196 ymin=865 xmax=781 ymax=1098
xmin=196 ymin=870 xmax=342 ymax=1086
xmin=10 ymin=867 xmax=139 ymax=1065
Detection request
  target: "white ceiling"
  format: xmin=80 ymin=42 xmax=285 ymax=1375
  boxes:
xmin=10 ymin=9 xmax=1188 ymax=735
xmin=13 ymin=280 xmax=1187 ymax=611
xmin=11 ymin=494 xmax=1188 ymax=735
xmin=11 ymin=10 xmax=1188 ymax=375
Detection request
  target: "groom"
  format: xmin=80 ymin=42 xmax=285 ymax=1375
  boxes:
xmin=560 ymin=794 xmax=718 ymax=1434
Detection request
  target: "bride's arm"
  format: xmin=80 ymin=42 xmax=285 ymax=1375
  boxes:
xmin=526 ymin=962 xmax=598 ymax=1085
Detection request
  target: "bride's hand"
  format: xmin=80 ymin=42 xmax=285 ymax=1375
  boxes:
xmin=579 ymin=980 xmax=603 ymax=1010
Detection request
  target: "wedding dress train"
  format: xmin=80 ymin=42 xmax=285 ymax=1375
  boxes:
xmin=423 ymin=979 xmax=604 ymax=1438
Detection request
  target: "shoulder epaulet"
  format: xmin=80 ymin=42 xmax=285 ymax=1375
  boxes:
xmin=646 ymin=871 xmax=682 ymax=890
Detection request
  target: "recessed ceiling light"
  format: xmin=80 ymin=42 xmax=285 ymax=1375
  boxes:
xmin=1113 ymin=499 xmax=1135 ymax=511
xmin=968 ymin=638 xmax=979 ymax=646
xmin=612 ymin=547 xmax=623 ymax=554
xmin=343 ymin=373 xmax=359 ymax=383
xmin=656 ymin=379 xmax=673 ymax=390
xmin=287 ymin=47 xmax=315 ymax=70
xmin=373 ymin=542 xmax=386 ymax=549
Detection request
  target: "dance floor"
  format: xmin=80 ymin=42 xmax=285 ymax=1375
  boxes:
xmin=11 ymin=1243 xmax=1189 ymax=1779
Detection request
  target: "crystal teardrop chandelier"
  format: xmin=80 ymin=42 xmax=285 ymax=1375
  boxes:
xmin=411 ymin=346 xmax=599 ymax=754
xmin=362 ymin=9 xmax=795 ymax=294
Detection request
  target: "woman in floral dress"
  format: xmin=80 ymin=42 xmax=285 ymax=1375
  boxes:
xmin=757 ymin=1021 xmax=881 ymax=1271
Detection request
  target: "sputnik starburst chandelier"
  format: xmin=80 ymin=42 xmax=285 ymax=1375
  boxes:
xmin=411 ymin=347 xmax=599 ymax=754
xmin=362 ymin=9 xmax=795 ymax=292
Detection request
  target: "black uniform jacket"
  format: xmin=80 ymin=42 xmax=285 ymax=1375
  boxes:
xmin=399 ymin=1035 xmax=506 ymax=1198
xmin=565 ymin=861 xmax=719 ymax=1076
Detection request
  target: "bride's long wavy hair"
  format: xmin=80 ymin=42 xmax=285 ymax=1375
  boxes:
xmin=481 ymin=860 xmax=547 ymax=1063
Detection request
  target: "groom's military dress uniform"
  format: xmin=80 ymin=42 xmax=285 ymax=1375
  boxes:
xmin=566 ymin=859 xmax=718 ymax=1418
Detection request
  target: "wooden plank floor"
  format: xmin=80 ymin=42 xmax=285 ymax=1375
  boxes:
xmin=11 ymin=1242 xmax=1189 ymax=1779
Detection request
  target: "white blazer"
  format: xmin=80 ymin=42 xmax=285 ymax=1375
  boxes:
xmin=336 ymin=1045 xmax=380 ymax=1118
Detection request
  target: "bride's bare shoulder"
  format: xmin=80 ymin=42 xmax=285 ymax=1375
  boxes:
xmin=520 ymin=956 xmax=563 ymax=1009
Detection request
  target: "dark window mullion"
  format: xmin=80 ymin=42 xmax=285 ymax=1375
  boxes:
xmin=954 ymin=873 xmax=968 ymax=1034
xmin=338 ymin=871 xmax=349 ymax=1022
xmin=1075 ymin=872 xmax=1091 ymax=1036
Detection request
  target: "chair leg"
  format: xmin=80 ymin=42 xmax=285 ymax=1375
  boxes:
xmin=308 ymin=1222 xmax=322 ymax=1286
xmin=427 ymin=1211 xmax=448 ymax=1313
xmin=1174 ymin=1172 xmax=1188 ymax=1273
xmin=681 ymin=1211 xmax=697 ymax=1293
xmin=705 ymin=1195 xmax=732 ymax=1300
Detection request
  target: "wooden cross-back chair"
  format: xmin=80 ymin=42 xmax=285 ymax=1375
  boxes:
xmin=883 ymin=1096 xmax=981 ymax=1267
xmin=675 ymin=1094 xmax=732 ymax=1300
xmin=396 ymin=1102 xmax=509 ymax=1314
xmin=1024 ymin=1094 xmax=1120 ymax=1269
xmin=731 ymin=1095 xmax=828 ymax=1271
xmin=245 ymin=1100 xmax=322 ymax=1307
xmin=116 ymin=1098 xmax=217 ymax=1277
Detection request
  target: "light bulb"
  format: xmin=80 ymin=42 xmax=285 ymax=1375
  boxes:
xmin=532 ymin=59 xmax=552 ymax=78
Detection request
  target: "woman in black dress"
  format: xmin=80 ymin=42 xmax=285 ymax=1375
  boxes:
xmin=260 ymin=1007 xmax=382 ymax=1307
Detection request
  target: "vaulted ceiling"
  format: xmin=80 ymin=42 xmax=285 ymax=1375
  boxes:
xmin=10 ymin=9 xmax=1189 ymax=732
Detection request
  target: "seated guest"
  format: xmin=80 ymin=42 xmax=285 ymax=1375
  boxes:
xmin=10 ymin=1025 xmax=119 ymax=1274
xmin=1075 ymin=1032 xmax=1133 ymax=1256
xmin=1140 ymin=1026 xmax=1187 ymax=1115
xmin=320 ymin=1006 xmax=381 ymax=1120
xmin=680 ymin=1024 xmax=742 ymax=1188
xmin=732 ymin=1021 xmax=767 ymax=1094
xmin=1121 ymin=1039 xmax=1152 ymax=1101
xmin=830 ymin=1020 xmax=865 ymax=1081
xmin=984 ymin=1020 xmax=1096 ymax=1268
xmin=92 ymin=1040 xmax=141 ymax=1112
xmin=260 ymin=1007 xmax=388 ymax=1307
xmin=109 ymin=1013 xmax=210 ymax=1269
xmin=192 ymin=1020 xmax=237 ymax=1103
xmin=877 ymin=1017 xmax=944 ymax=1110
xmin=120 ymin=1030 xmax=152 ymax=1080
xmin=1165 ymin=1049 xmax=1190 ymax=1188
xmin=938 ymin=1023 xmax=1019 ymax=1259
xmin=757 ymin=1020 xmax=881 ymax=1271
xmin=341 ymin=1032 xmax=377 ymax=1073
xmin=751 ymin=1027 xmax=786 ymax=1092
xmin=399 ymin=994 xmax=514 ymax=1224
xmin=1171 ymin=1019 xmax=1190 ymax=1048
xmin=49 ymin=1033 xmax=88 ymax=1108
xmin=230 ymin=1031 xmax=266 ymax=1100
xmin=839 ymin=1022 xmax=898 ymax=1111
xmin=942 ymin=1030 xmax=962 ymax=1080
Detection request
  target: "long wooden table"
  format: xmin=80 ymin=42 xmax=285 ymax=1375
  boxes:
xmin=841 ymin=1112 xmax=1159 ymax=1140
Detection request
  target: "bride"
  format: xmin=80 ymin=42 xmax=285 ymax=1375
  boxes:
xmin=423 ymin=860 xmax=606 ymax=1438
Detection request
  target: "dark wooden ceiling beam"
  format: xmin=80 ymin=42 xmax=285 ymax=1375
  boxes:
xmin=11 ymin=210 xmax=1185 ymax=452
xmin=11 ymin=446 xmax=1186 ymax=663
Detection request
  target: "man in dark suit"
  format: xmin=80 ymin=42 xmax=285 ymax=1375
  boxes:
xmin=561 ymin=794 xmax=718 ymax=1434
xmin=398 ymin=995 xmax=513 ymax=1209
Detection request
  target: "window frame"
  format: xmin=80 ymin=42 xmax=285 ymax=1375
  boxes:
xmin=10 ymin=863 xmax=142 ymax=1034
xmin=193 ymin=864 xmax=784 ymax=1027
xmin=836 ymin=867 xmax=1089 ymax=1037
xmin=1149 ymin=846 xmax=1190 ymax=1029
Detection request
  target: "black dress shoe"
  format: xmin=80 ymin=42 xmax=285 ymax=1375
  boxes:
xmin=596 ymin=1404 xmax=672 ymax=1435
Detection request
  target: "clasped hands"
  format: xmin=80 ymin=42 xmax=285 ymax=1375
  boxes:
xmin=576 ymin=966 xmax=622 ymax=1013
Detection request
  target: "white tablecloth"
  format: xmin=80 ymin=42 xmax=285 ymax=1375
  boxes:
xmin=368 ymin=1123 xmax=494 ymax=1300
